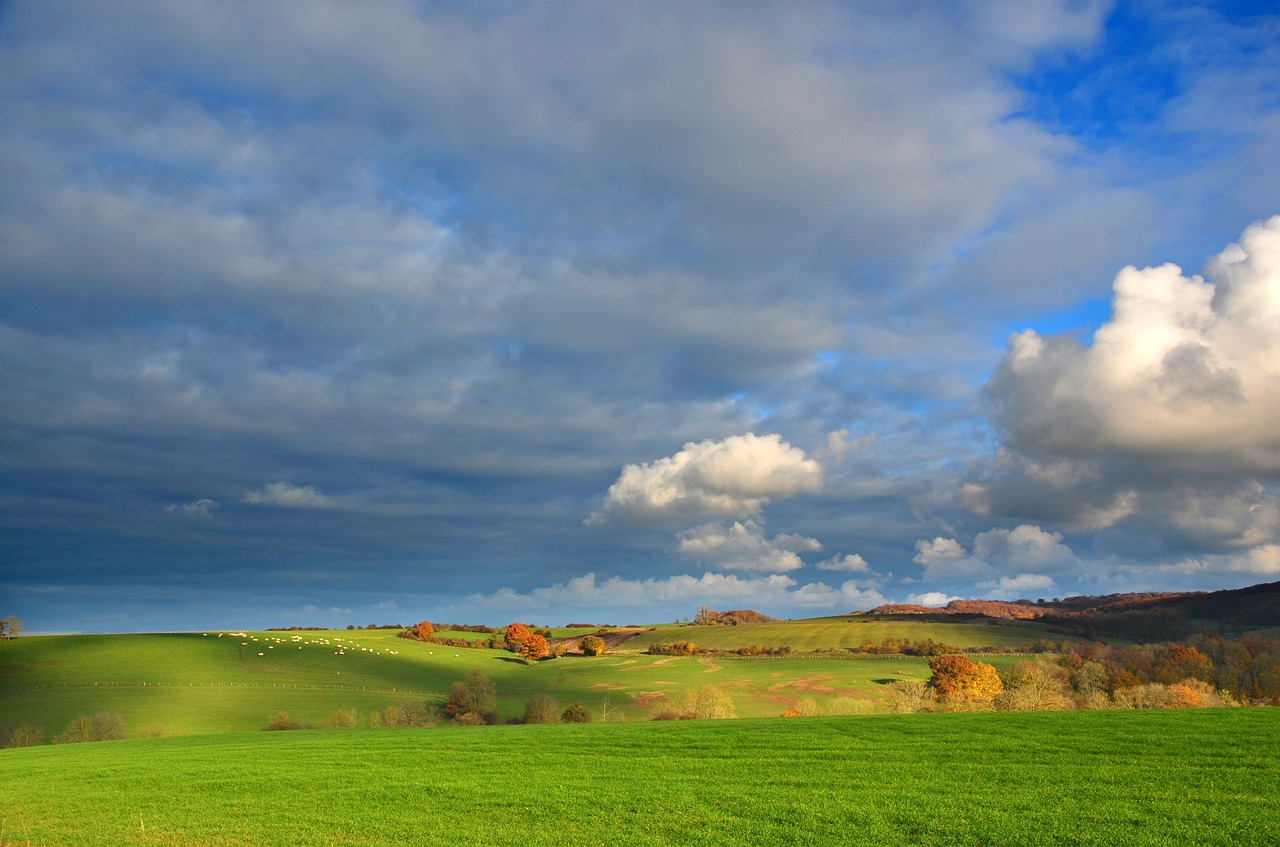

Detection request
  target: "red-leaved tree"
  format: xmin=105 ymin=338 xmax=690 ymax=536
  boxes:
xmin=928 ymin=655 xmax=1003 ymax=704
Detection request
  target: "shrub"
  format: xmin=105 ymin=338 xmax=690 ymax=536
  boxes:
xmin=452 ymin=711 xmax=493 ymax=726
xmin=265 ymin=712 xmax=304 ymax=731
xmin=91 ymin=711 xmax=127 ymax=741
xmin=655 ymin=686 xmax=735 ymax=720
xmin=444 ymin=669 xmax=497 ymax=722
xmin=318 ymin=706 xmax=360 ymax=729
xmin=523 ymin=695 xmax=559 ymax=725
xmin=372 ymin=699 xmax=437 ymax=728
xmin=826 ymin=697 xmax=875 ymax=716
xmin=1113 ymin=683 xmax=1172 ymax=709
xmin=579 ymin=635 xmax=606 ymax=656
xmin=1167 ymin=683 xmax=1201 ymax=709
xmin=793 ymin=697 xmax=823 ymax=717
xmin=646 ymin=641 xmax=699 ymax=656
xmin=560 ymin=703 xmax=592 ymax=723
xmin=54 ymin=712 xmax=128 ymax=743
xmin=54 ymin=714 xmax=95 ymax=744
xmin=0 ymin=722 xmax=44 ymax=748
xmin=885 ymin=680 xmax=933 ymax=714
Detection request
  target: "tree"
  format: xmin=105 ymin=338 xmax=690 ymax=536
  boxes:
xmin=53 ymin=712 xmax=127 ymax=743
xmin=928 ymin=655 xmax=1003 ymax=706
xmin=518 ymin=633 xmax=549 ymax=663
xmin=1 ymin=615 xmax=22 ymax=638
xmin=560 ymin=703 xmax=592 ymax=723
xmin=694 ymin=606 xmax=720 ymax=626
xmin=523 ymin=694 xmax=558 ymax=724
xmin=443 ymin=669 xmax=497 ymax=722
xmin=413 ymin=620 xmax=434 ymax=641
xmin=504 ymin=622 xmax=547 ymax=663
xmin=579 ymin=635 xmax=606 ymax=656
xmin=504 ymin=623 xmax=533 ymax=651
xmin=53 ymin=714 xmax=95 ymax=744
xmin=995 ymin=661 xmax=1071 ymax=712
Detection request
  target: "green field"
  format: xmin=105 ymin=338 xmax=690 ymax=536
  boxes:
xmin=3 ymin=709 xmax=1277 ymax=846
xmin=0 ymin=626 xmax=1049 ymax=734
xmin=626 ymin=615 xmax=1083 ymax=652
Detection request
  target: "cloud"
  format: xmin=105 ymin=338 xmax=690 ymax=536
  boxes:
xmin=165 ymin=498 xmax=218 ymax=519
xmin=590 ymin=433 xmax=822 ymax=524
xmin=463 ymin=571 xmax=801 ymax=612
xmin=989 ymin=216 xmax=1280 ymax=470
xmin=914 ymin=524 xmax=1078 ymax=582
xmin=978 ymin=573 xmax=1055 ymax=600
xmin=907 ymin=591 xmax=962 ymax=607
xmin=815 ymin=553 xmax=870 ymax=573
xmin=825 ymin=429 xmax=877 ymax=463
xmin=459 ymin=570 xmax=885 ymax=617
xmin=1168 ymin=483 xmax=1280 ymax=548
xmin=4 ymin=1 xmax=1280 ymax=633
xmin=675 ymin=519 xmax=821 ymax=572
xmin=243 ymin=482 xmax=331 ymax=508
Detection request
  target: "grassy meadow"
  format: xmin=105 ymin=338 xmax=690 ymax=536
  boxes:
xmin=3 ymin=709 xmax=1277 ymax=846
xmin=0 ymin=620 xmax=1063 ymax=735
xmin=626 ymin=614 xmax=1082 ymax=652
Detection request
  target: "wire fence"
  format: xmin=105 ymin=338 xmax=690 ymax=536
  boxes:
xmin=0 ymin=682 xmax=444 ymax=697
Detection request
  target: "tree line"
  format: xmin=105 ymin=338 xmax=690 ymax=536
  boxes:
xmin=886 ymin=633 xmax=1280 ymax=714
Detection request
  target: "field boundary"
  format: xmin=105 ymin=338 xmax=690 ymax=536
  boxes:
xmin=1 ymin=682 xmax=443 ymax=696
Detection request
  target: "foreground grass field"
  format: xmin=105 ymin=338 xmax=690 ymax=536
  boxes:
xmin=3 ymin=709 xmax=1276 ymax=846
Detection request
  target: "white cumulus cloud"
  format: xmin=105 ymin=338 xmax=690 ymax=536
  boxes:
xmin=990 ymin=215 xmax=1280 ymax=469
xmin=676 ymin=519 xmax=821 ymax=572
xmin=907 ymin=591 xmax=962 ymax=607
xmin=590 ymin=432 xmax=822 ymax=524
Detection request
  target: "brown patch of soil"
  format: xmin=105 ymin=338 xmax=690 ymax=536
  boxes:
xmin=629 ymin=691 xmax=667 ymax=709
xmin=551 ymin=627 xmax=649 ymax=655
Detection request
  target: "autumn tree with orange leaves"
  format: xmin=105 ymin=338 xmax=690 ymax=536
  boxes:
xmin=928 ymin=655 xmax=1003 ymax=705
xmin=504 ymin=623 xmax=548 ymax=663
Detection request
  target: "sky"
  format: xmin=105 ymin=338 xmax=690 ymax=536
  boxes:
xmin=3 ymin=0 xmax=1280 ymax=634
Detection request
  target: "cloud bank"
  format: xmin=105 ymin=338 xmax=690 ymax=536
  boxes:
xmin=3 ymin=2 xmax=1279 ymax=632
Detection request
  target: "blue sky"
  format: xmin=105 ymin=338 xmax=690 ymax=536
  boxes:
xmin=3 ymin=1 xmax=1280 ymax=633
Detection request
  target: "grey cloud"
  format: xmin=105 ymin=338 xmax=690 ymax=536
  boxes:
xmin=4 ymin=1 xmax=1280 ymax=633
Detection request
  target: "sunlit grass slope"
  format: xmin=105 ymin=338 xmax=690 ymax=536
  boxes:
xmin=623 ymin=615 xmax=1086 ymax=652
xmin=4 ymin=709 xmax=1277 ymax=847
xmin=2 ymin=629 xmax=974 ymax=733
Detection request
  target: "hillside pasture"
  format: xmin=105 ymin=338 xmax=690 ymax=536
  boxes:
xmin=619 ymin=614 xmax=1084 ymax=653
xmin=2 ymin=631 xmax=958 ymax=733
xmin=3 ymin=709 xmax=1276 ymax=846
